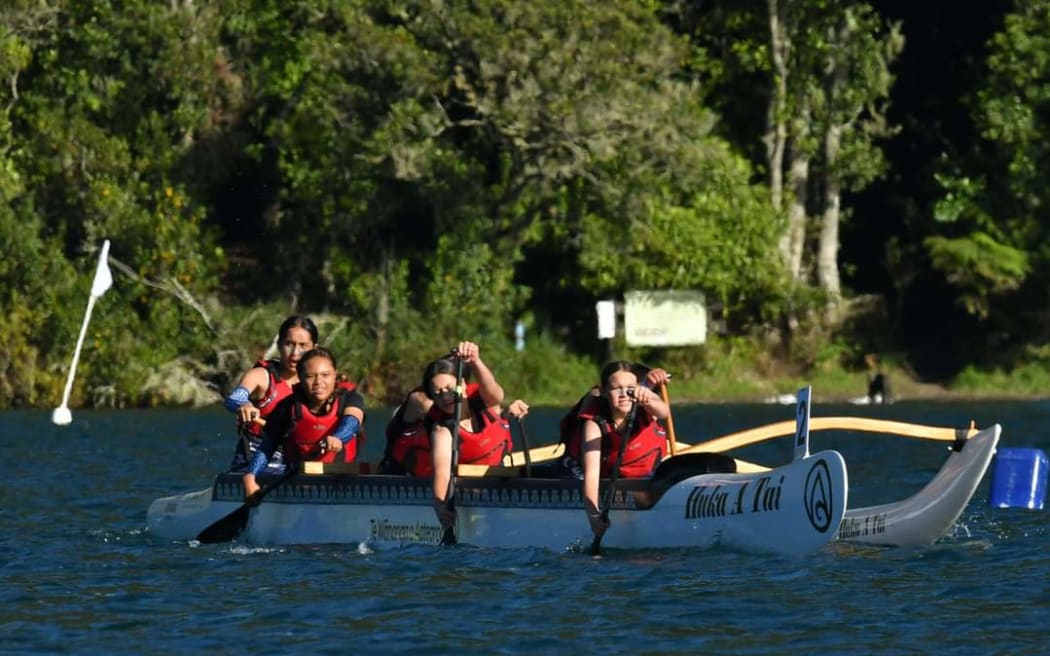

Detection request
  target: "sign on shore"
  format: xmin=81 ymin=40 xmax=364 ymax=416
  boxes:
xmin=624 ymin=290 xmax=707 ymax=346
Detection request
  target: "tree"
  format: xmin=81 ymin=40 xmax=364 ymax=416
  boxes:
xmin=812 ymin=3 xmax=903 ymax=320
xmin=7 ymin=1 xmax=233 ymax=405
xmin=928 ymin=0 xmax=1048 ymax=328
xmin=665 ymin=0 xmax=902 ymax=323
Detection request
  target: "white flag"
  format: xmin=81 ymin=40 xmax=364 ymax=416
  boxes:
xmin=90 ymin=239 xmax=113 ymax=298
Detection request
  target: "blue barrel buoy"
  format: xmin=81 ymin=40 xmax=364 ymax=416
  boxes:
xmin=988 ymin=448 xmax=1049 ymax=509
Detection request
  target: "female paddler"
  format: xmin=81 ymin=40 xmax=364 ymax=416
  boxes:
xmin=223 ymin=315 xmax=318 ymax=473
xmin=571 ymin=361 xmax=670 ymax=542
xmin=431 ymin=342 xmax=511 ymax=530
xmin=241 ymin=347 xmax=366 ymax=502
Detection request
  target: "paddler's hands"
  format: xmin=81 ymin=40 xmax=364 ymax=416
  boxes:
xmin=644 ymin=368 xmax=671 ymax=389
xmin=588 ymin=511 xmax=609 ymax=540
xmin=506 ymin=399 xmax=529 ymax=419
xmin=454 ymin=341 xmax=480 ymax=365
xmin=630 ymin=385 xmax=658 ymax=408
xmin=236 ymin=404 xmax=261 ymax=426
xmin=323 ymin=435 xmax=343 ymax=454
xmin=243 ymin=474 xmax=261 ymax=506
xmin=432 ymin=497 xmax=456 ymax=529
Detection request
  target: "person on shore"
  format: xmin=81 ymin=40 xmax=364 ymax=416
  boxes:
xmin=865 ymin=353 xmax=892 ymax=404
xmin=223 ymin=315 xmax=318 ymax=473
xmin=572 ymin=361 xmax=670 ymax=542
xmin=556 ymin=364 xmax=670 ymax=479
xmin=423 ymin=342 xmax=513 ymax=530
xmin=241 ymin=347 xmax=366 ymax=502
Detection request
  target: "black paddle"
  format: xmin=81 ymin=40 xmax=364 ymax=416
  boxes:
xmin=196 ymin=438 xmax=324 ymax=544
xmin=591 ymin=395 xmax=641 ymax=556
xmin=440 ymin=352 xmax=466 ymax=546
xmin=196 ymin=465 xmax=300 ymax=544
xmin=510 ymin=415 xmax=533 ymax=478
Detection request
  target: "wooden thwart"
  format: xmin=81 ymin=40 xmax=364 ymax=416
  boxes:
xmin=300 ymin=461 xmax=522 ymax=478
xmin=302 ymin=462 xmax=370 ymax=475
xmin=509 ymin=443 xmax=564 ymax=466
xmin=457 ymin=464 xmax=523 ymax=478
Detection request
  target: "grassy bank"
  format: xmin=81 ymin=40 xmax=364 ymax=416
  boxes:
xmin=491 ymin=333 xmax=1050 ymax=406
xmin=57 ymin=312 xmax=1050 ymax=410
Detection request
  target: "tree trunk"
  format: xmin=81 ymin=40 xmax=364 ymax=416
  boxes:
xmin=818 ymin=122 xmax=843 ymax=321
xmin=766 ymin=0 xmax=789 ymax=218
xmin=373 ymin=245 xmax=391 ymax=370
xmin=784 ymin=102 xmax=811 ymax=282
xmin=785 ymin=149 xmax=809 ymax=282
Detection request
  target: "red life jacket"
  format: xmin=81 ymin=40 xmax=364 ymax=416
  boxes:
xmin=387 ymin=383 xmax=512 ymax=476
xmin=453 ymin=395 xmax=512 ymax=466
xmin=559 ymin=389 xmax=601 ymax=462
xmin=577 ymin=405 xmax=667 ymax=479
xmin=383 ymin=390 xmax=431 ymax=476
xmin=244 ymin=359 xmax=294 ymax=438
xmin=285 ymin=381 xmax=361 ymax=464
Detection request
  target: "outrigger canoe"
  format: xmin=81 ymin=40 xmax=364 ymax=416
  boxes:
xmin=147 ymin=448 xmax=849 ymax=557
xmin=837 ymin=424 xmax=999 ymax=546
xmin=509 ymin=417 xmax=1001 ymax=548
xmin=147 ymin=388 xmax=998 ymax=553
xmin=674 ymin=416 xmax=1000 ymax=547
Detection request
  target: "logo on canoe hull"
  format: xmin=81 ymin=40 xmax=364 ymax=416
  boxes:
xmin=684 ymin=475 xmax=784 ymax=520
xmin=369 ymin=518 xmax=444 ymax=544
xmin=838 ymin=513 xmax=886 ymax=539
xmin=804 ymin=459 xmax=834 ymax=533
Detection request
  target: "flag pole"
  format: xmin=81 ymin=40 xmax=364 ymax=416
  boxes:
xmin=52 ymin=240 xmax=113 ymax=426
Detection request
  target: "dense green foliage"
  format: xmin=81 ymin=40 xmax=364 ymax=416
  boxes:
xmin=0 ymin=0 xmax=1045 ymax=410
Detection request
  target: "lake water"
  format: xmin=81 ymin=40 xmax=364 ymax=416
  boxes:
xmin=2 ymin=400 xmax=1049 ymax=654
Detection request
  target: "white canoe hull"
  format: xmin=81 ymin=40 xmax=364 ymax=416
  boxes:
xmin=148 ymin=450 xmax=848 ymax=557
xmin=838 ymin=424 xmax=999 ymax=546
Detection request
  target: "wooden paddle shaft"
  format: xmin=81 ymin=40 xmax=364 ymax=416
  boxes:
xmin=660 ymin=383 xmax=677 ymax=456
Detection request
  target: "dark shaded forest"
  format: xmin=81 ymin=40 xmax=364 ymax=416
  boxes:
xmin=2 ymin=0 xmax=1048 ymax=409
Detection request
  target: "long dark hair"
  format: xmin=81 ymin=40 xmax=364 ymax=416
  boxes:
xmin=421 ymin=357 xmax=459 ymax=399
xmin=599 ymin=361 xmax=636 ymax=391
xmin=278 ymin=315 xmax=319 ymax=344
xmin=296 ymin=347 xmax=337 ymax=380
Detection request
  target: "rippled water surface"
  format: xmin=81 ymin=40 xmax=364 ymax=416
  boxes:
xmin=3 ymin=401 xmax=1049 ymax=654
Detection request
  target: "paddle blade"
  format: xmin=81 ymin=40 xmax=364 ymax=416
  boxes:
xmin=441 ymin=525 xmax=457 ymax=546
xmin=196 ymin=504 xmax=250 ymax=544
xmin=51 ymin=405 xmax=72 ymax=426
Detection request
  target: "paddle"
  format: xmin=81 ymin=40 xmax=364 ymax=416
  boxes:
xmin=591 ymin=395 xmax=641 ymax=556
xmin=52 ymin=240 xmax=113 ymax=426
xmin=516 ymin=417 xmax=533 ymax=477
xmin=196 ymin=419 xmax=320 ymax=544
xmin=440 ymin=353 xmax=466 ymax=546
xmin=659 ymin=382 xmax=677 ymax=457
xmin=195 ymin=464 xmax=300 ymax=544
